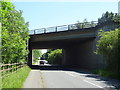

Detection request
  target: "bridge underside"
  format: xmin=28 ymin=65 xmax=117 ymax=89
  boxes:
xmin=28 ymin=21 xmax=119 ymax=70
xmin=30 ymin=37 xmax=94 ymax=49
xmin=28 ymin=35 xmax=104 ymax=70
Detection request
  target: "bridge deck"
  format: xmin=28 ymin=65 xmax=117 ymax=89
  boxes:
xmin=29 ymin=21 xmax=98 ymax=35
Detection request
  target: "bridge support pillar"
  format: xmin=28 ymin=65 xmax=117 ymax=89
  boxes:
xmin=28 ymin=42 xmax=32 ymax=67
xmin=62 ymin=38 xmax=106 ymax=69
xmin=62 ymin=46 xmax=79 ymax=67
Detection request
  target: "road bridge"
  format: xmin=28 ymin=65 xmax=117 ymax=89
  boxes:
xmin=28 ymin=21 xmax=119 ymax=70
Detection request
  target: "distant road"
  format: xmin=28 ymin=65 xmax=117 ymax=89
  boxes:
xmin=23 ymin=68 xmax=120 ymax=89
xmin=34 ymin=60 xmax=51 ymax=66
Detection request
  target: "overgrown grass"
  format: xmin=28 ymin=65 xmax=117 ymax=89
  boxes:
xmin=2 ymin=65 xmax=31 ymax=88
xmin=0 ymin=72 xmax=2 ymax=90
xmin=93 ymin=68 xmax=120 ymax=80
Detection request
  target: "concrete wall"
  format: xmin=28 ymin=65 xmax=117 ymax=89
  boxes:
xmin=62 ymin=38 xmax=105 ymax=70
xmin=62 ymin=22 xmax=118 ymax=70
xmin=76 ymin=39 xmax=105 ymax=69
xmin=62 ymin=46 xmax=79 ymax=66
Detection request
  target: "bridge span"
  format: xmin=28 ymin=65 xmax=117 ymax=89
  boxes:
xmin=28 ymin=21 xmax=119 ymax=70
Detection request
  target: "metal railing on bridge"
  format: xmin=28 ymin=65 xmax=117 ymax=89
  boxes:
xmin=29 ymin=21 xmax=98 ymax=35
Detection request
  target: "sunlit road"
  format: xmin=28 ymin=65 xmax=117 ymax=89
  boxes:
xmin=23 ymin=68 xmax=120 ymax=89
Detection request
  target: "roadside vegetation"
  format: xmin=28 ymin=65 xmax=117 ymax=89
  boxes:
xmin=94 ymin=28 xmax=120 ymax=80
xmin=1 ymin=1 xmax=29 ymax=64
xmin=94 ymin=12 xmax=120 ymax=80
xmin=1 ymin=1 xmax=30 ymax=88
xmin=47 ymin=49 xmax=62 ymax=65
xmin=41 ymin=49 xmax=52 ymax=60
xmin=41 ymin=49 xmax=62 ymax=65
xmin=2 ymin=66 xmax=31 ymax=88
xmin=32 ymin=50 xmax=42 ymax=64
xmin=98 ymin=11 xmax=119 ymax=24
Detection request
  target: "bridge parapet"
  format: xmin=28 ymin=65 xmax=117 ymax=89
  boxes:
xmin=29 ymin=21 xmax=98 ymax=35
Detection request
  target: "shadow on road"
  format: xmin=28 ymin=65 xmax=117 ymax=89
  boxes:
xmin=29 ymin=65 xmax=120 ymax=89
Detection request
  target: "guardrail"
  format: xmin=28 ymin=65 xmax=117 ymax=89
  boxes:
xmin=29 ymin=21 xmax=98 ymax=35
xmin=0 ymin=63 xmax=26 ymax=77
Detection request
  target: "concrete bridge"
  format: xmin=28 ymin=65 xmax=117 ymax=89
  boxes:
xmin=28 ymin=21 xmax=119 ymax=70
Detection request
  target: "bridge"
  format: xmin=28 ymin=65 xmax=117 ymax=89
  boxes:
xmin=28 ymin=21 xmax=119 ymax=70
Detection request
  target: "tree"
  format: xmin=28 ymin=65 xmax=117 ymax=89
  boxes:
xmin=47 ymin=49 xmax=62 ymax=65
xmin=1 ymin=2 xmax=29 ymax=63
xmin=98 ymin=11 xmax=119 ymax=24
xmin=40 ymin=49 xmax=53 ymax=60
xmin=96 ymin=28 xmax=120 ymax=71
xmin=96 ymin=12 xmax=120 ymax=69
xmin=32 ymin=50 xmax=42 ymax=63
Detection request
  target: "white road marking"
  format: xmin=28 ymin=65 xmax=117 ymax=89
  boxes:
xmin=83 ymin=80 xmax=103 ymax=88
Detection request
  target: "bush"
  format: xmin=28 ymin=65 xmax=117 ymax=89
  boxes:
xmin=32 ymin=50 xmax=42 ymax=63
xmin=48 ymin=49 xmax=62 ymax=65
xmin=96 ymin=28 xmax=120 ymax=73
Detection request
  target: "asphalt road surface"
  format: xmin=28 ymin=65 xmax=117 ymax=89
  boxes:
xmin=23 ymin=68 xmax=120 ymax=89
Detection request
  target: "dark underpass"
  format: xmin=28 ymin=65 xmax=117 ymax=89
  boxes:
xmin=28 ymin=21 xmax=119 ymax=70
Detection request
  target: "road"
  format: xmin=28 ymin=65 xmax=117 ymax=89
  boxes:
xmin=23 ymin=68 xmax=120 ymax=89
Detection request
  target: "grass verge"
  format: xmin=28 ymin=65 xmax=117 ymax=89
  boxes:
xmin=93 ymin=68 xmax=120 ymax=80
xmin=2 ymin=65 xmax=31 ymax=88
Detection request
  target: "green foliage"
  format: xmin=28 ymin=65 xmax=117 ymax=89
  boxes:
xmin=48 ymin=49 xmax=62 ymax=65
xmin=93 ymin=68 xmax=120 ymax=80
xmin=98 ymin=11 xmax=120 ymax=24
xmin=41 ymin=49 xmax=53 ymax=60
xmin=1 ymin=2 xmax=29 ymax=64
xmin=96 ymin=28 xmax=120 ymax=71
xmin=32 ymin=50 xmax=42 ymax=63
xmin=2 ymin=66 xmax=31 ymax=88
xmin=95 ymin=11 xmax=120 ymax=80
xmin=41 ymin=53 xmax=48 ymax=60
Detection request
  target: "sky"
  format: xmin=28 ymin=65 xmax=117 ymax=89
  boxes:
xmin=11 ymin=0 xmax=119 ymax=54
xmin=12 ymin=1 xmax=119 ymax=30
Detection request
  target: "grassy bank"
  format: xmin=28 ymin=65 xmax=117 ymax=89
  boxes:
xmin=2 ymin=65 xmax=31 ymax=88
xmin=93 ymin=68 xmax=120 ymax=80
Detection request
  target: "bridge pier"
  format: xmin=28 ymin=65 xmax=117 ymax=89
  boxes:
xmin=62 ymin=46 xmax=79 ymax=67
xmin=28 ymin=42 xmax=32 ymax=67
xmin=62 ymin=38 xmax=106 ymax=70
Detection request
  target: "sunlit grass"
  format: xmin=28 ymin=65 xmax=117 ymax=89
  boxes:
xmin=2 ymin=65 xmax=31 ymax=88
